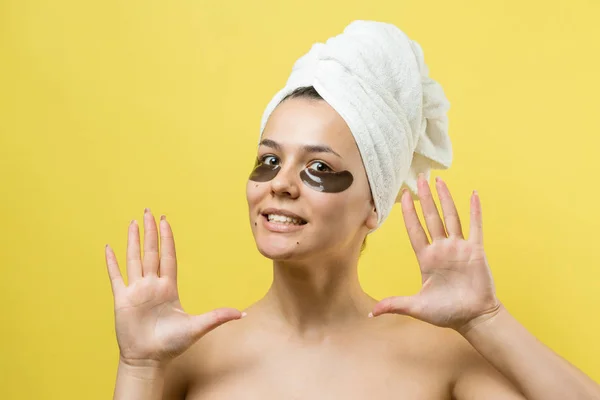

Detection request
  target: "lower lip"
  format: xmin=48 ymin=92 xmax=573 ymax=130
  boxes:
xmin=261 ymin=215 xmax=306 ymax=233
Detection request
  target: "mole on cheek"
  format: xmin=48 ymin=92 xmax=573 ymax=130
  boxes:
xmin=300 ymin=169 xmax=354 ymax=193
xmin=249 ymin=160 xmax=280 ymax=182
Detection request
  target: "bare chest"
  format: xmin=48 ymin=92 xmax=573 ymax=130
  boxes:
xmin=185 ymin=345 xmax=453 ymax=400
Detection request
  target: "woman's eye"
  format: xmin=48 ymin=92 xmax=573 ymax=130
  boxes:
xmin=308 ymin=161 xmax=332 ymax=172
xmin=261 ymin=155 xmax=279 ymax=165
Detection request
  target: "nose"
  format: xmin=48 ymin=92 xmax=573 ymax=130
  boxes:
xmin=270 ymin=164 xmax=300 ymax=199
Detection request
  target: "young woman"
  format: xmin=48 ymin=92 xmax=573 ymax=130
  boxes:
xmin=105 ymin=21 xmax=600 ymax=400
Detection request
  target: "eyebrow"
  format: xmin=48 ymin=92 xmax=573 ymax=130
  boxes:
xmin=259 ymin=139 xmax=342 ymax=158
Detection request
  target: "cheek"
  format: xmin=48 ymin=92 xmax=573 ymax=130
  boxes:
xmin=306 ymin=191 xmax=356 ymax=222
xmin=308 ymin=182 xmax=370 ymax=225
xmin=246 ymin=181 xmax=263 ymax=207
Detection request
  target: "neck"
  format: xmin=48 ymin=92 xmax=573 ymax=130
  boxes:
xmin=256 ymin=254 xmax=376 ymax=337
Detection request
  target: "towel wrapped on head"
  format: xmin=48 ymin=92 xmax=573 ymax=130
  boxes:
xmin=259 ymin=20 xmax=452 ymax=229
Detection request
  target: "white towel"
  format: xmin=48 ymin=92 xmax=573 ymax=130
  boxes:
xmin=259 ymin=20 xmax=452 ymax=229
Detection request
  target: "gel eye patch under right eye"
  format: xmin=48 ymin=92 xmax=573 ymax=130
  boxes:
xmin=249 ymin=159 xmax=280 ymax=182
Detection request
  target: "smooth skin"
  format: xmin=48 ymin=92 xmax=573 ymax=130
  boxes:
xmin=106 ymin=97 xmax=600 ymax=400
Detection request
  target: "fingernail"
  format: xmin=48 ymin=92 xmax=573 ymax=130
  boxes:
xmin=368 ymin=312 xmax=374 ymax=318
xmin=241 ymin=312 xmax=248 ymax=318
xmin=435 ymin=176 xmax=442 ymax=183
xmin=131 ymin=219 xmax=137 ymax=225
xmin=160 ymin=215 xmax=166 ymax=221
xmin=144 ymin=208 xmax=151 ymax=214
xmin=473 ymin=190 xmax=478 ymax=196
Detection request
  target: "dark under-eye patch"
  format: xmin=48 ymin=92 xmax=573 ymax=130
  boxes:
xmin=249 ymin=159 xmax=280 ymax=182
xmin=300 ymin=168 xmax=353 ymax=193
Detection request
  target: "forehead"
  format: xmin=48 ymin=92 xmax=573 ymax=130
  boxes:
xmin=262 ymin=98 xmax=359 ymax=158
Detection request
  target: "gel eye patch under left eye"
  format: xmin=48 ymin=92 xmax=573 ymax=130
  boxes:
xmin=249 ymin=160 xmax=353 ymax=193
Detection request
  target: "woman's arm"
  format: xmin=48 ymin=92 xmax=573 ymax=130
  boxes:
xmin=114 ymin=361 xmax=165 ymax=400
xmin=453 ymin=304 xmax=600 ymax=400
xmin=370 ymin=177 xmax=599 ymax=399
xmin=113 ymin=357 xmax=188 ymax=400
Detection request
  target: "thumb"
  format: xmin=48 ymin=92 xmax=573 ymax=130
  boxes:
xmin=188 ymin=307 xmax=246 ymax=339
xmin=370 ymin=296 xmax=423 ymax=318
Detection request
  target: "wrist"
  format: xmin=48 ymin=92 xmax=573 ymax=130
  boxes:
xmin=457 ymin=301 xmax=506 ymax=337
xmin=114 ymin=357 xmax=167 ymax=399
xmin=118 ymin=356 xmax=168 ymax=380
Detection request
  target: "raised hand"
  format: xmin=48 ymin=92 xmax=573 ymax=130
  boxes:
xmin=370 ymin=175 xmax=502 ymax=334
xmin=105 ymin=209 xmax=244 ymax=367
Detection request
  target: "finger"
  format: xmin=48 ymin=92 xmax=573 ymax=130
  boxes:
xmin=188 ymin=308 xmax=246 ymax=340
xmin=158 ymin=215 xmax=177 ymax=281
xmin=434 ymin=177 xmax=464 ymax=239
xmin=142 ymin=208 xmax=159 ymax=276
xmin=469 ymin=190 xmax=484 ymax=246
xmin=105 ymin=244 xmax=125 ymax=295
xmin=370 ymin=296 xmax=422 ymax=318
xmin=126 ymin=220 xmax=143 ymax=282
xmin=400 ymin=189 xmax=429 ymax=254
xmin=417 ymin=174 xmax=447 ymax=240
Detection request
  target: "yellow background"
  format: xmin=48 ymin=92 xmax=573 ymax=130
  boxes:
xmin=1 ymin=0 xmax=599 ymax=398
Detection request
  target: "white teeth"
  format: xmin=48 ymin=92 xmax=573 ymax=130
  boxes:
xmin=267 ymin=214 xmax=304 ymax=225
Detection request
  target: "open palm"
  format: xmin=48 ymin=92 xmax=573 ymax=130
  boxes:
xmin=371 ymin=175 xmax=502 ymax=333
xmin=105 ymin=209 xmax=243 ymax=367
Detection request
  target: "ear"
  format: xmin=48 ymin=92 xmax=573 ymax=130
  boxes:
xmin=365 ymin=200 xmax=378 ymax=230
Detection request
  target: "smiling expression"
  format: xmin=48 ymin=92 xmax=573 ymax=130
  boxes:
xmin=246 ymin=97 xmax=378 ymax=262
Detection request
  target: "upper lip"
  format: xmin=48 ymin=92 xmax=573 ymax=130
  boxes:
xmin=261 ymin=208 xmax=307 ymax=222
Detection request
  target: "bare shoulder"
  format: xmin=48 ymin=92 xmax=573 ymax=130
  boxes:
xmin=377 ymin=316 xmax=524 ymax=399
xmin=374 ymin=314 xmax=471 ymax=372
xmin=168 ymin=313 xmax=262 ymax=394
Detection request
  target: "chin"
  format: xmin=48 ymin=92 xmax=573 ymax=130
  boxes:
xmin=255 ymin=236 xmax=307 ymax=261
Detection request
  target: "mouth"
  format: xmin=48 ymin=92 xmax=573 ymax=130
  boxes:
xmin=260 ymin=208 xmax=308 ymax=227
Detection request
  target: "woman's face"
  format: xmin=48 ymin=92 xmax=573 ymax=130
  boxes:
xmin=246 ymin=97 xmax=378 ymax=262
